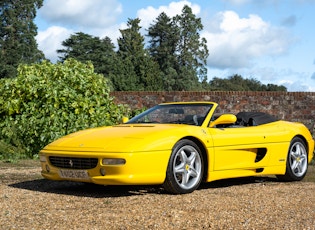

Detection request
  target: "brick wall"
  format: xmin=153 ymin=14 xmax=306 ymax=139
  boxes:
xmin=110 ymin=91 xmax=315 ymax=127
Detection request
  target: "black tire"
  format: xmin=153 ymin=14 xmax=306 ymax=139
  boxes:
xmin=163 ymin=139 xmax=204 ymax=194
xmin=277 ymin=137 xmax=308 ymax=181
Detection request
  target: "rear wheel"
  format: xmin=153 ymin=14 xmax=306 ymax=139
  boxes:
xmin=277 ymin=137 xmax=308 ymax=181
xmin=163 ymin=139 xmax=204 ymax=194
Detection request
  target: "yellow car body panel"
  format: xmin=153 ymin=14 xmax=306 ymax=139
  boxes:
xmin=205 ymin=120 xmax=314 ymax=182
xmin=41 ymin=149 xmax=171 ymax=185
xmin=40 ymin=102 xmax=314 ymax=192
xmin=40 ymin=124 xmax=209 ymax=185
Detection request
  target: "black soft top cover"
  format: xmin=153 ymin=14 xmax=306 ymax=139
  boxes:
xmin=236 ymin=112 xmax=278 ymax=126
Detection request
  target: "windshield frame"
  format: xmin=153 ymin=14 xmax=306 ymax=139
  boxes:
xmin=126 ymin=102 xmax=215 ymax=126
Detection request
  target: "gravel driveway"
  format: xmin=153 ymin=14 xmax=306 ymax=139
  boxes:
xmin=1 ymin=161 xmax=315 ymax=229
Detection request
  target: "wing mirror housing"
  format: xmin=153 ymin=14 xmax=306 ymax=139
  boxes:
xmin=209 ymin=114 xmax=237 ymax=128
xmin=122 ymin=117 xmax=129 ymax=123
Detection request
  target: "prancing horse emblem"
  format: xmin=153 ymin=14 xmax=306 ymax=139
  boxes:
xmin=69 ymin=160 xmax=73 ymax=167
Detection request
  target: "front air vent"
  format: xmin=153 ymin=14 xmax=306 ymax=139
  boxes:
xmin=49 ymin=156 xmax=98 ymax=169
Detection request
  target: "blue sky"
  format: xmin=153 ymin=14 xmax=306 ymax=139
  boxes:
xmin=35 ymin=0 xmax=315 ymax=91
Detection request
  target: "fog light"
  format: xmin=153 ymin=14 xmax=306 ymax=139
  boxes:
xmin=102 ymin=158 xmax=126 ymax=165
xmin=100 ymin=168 xmax=106 ymax=176
xmin=45 ymin=164 xmax=50 ymax=172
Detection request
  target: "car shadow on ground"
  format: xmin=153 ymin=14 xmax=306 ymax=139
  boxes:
xmin=9 ymin=179 xmax=164 ymax=197
xmin=199 ymin=176 xmax=279 ymax=191
xmin=8 ymin=176 xmax=279 ymax=198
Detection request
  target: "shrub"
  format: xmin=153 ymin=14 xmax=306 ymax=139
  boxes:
xmin=0 ymin=59 xmax=129 ymax=159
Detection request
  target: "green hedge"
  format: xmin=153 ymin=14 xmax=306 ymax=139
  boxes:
xmin=0 ymin=59 xmax=129 ymax=160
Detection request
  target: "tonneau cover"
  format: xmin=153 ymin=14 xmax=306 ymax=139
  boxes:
xmin=236 ymin=112 xmax=278 ymax=126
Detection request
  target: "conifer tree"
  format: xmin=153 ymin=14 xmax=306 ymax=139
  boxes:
xmin=57 ymin=32 xmax=117 ymax=77
xmin=147 ymin=5 xmax=209 ymax=90
xmin=147 ymin=12 xmax=179 ymax=90
xmin=0 ymin=0 xmax=44 ymax=78
xmin=173 ymin=5 xmax=209 ymax=90
xmin=116 ymin=18 xmax=162 ymax=91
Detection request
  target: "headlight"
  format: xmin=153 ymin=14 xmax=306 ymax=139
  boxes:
xmin=102 ymin=158 xmax=126 ymax=165
xmin=39 ymin=154 xmax=47 ymax=162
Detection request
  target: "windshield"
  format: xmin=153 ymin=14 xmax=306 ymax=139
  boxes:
xmin=127 ymin=103 xmax=213 ymax=126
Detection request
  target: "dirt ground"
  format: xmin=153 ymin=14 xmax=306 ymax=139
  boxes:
xmin=1 ymin=161 xmax=315 ymax=230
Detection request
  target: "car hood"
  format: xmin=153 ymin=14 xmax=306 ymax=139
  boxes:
xmin=43 ymin=124 xmax=198 ymax=152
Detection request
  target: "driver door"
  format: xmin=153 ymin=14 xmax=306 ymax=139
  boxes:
xmin=208 ymin=124 xmax=288 ymax=171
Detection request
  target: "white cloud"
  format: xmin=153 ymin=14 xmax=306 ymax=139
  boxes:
xmin=137 ymin=0 xmax=201 ymax=29
xmin=242 ymin=66 xmax=315 ymax=91
xmin=203 ymin=11 xmax=293 ymax=69
xmin=208 ymin=63 xmax=315 ymax=91
xmin=36 ymin=0 xmax=202 ymax=62
xmin=39 ymin=0 xmax=122 ymax=29
xmin=36 ymin=0 xmax=125 ymax=62
xmin=36 ymin=26 xmax=73 ymax=62
xmin=280 ymin=79 xmax=315 ymax=92
xmin=36 ymin=23 xmax=125 ymax=62
xmin=91 ymin=23 xmax=126 ymax=43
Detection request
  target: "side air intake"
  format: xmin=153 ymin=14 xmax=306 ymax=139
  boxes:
xmin=255 ymin=148 xmax=267 ymax=162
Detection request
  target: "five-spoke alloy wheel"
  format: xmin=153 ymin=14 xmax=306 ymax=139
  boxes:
xmin=277 ymin=137 xmax=308 ymax=181
xmin=163 ymin=139 xmax=204 ymax=194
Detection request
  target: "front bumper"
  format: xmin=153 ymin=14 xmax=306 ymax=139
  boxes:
xmin=40 ymin=149 xmax=171 ymax=185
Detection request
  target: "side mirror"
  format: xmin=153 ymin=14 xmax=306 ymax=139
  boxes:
xmin=122 ymin=117 xmax=129 ymax=123
xmin=209 ymin=114 xmax=237 ymax=128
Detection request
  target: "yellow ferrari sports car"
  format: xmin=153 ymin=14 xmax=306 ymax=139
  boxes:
xmin=40 ymin=102 xmax=314 ymax=194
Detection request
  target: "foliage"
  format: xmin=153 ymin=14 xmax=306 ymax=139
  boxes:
xmin=0 ymin=128 xmax=26 ymax=162
xmin=129 ymin=107 xmax=147 ymax=118
xmin=0 ymin=0 xmax=45 ymax=79
xmin=173 ymin=5 xmax=209 ymax=89
xmin=206 ymin=74 xmax=287 ymax=91
xmin=0 ymin=59 xmax=129 ymax=159
xmin=147 ymin=6 xmax=209 ymax=91
xmin=147 ymin=12 xmax=179 ymax=91
xmin=57 ymin=32 xmax=118 ymax=80
xmin=116 ymin=18 xmax=163 ymax=91
xmin=56 ymin=5 xmax=210 ymax=91
xmin=55 ymin=5 xmax=286 ymax=92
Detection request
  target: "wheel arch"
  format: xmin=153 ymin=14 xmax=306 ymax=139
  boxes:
xmin=277 ymin=134 xmax=309 ymax=181
xmin=294 ymin=134 xmax=308 ymax=153
xmin=178 ymin=136 xmax=209 ymax=182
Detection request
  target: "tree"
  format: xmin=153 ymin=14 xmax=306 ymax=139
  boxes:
xmin=173 ymin=5 xmax=209 ymax=90
xmin=0 ymin=59 xmax=129 ymax=158
xmin=0 ymin=0 xmax=44 ymax=79
xmin=264 ymin=84 xmax=287 ymax=91
xmin=57 ymin=32 xmax=117 ymax=77
xmin=207 ymin=74 xmax=287 ymax=91
xmin=147 ymin=12 xmax=178 ymax=90
xmin=147 ymin=6 xmax=209 ymax=90
xmin=116 ymin=18 xmax=162 ymax=91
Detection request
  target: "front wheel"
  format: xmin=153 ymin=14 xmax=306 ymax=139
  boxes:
xmin=163 ymin=139 xmax=204 ymax=194
xmin=277 ymin=137 xmax=308 ymax=181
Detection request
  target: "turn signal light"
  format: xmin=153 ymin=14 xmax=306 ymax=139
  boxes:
xmin=102 ymin=158 xmax=126 ymax=165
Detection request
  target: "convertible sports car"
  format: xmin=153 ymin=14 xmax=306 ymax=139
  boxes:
xmin=40 ymin=102 xmax=314 ymax=194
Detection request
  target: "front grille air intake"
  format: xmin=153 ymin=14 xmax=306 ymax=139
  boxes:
xmin=49 ymin=156 xmax=98 ymax=169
